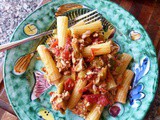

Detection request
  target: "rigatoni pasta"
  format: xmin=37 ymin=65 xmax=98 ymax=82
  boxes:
xmin=67 ymin=78 xmax=87 ymax=109
xmin=115 ymin=70 xmax=134 ymax=103
xmin=70 ymin=20 xmax=103 ymax=37
xmin=70 ymin=20 xmax=85 ymax=28
xmin=115 ymin=53 xmax=132 ymax=75
xmin=86 ymin=104 xmax=104 ymax=120
xmin=37 ymin=16 xmax=134 ymax=120
xmin=57 ymin=16 xmax=68 ymax=48
xmin=106 ymin=69 xmax=117 ymax=90
xmin=57 ymin=75 xmax=71 ymax=94
xmin=37 ymin=45 xmax=61 ymax=85
xmin=82 ymin=41 xmax=111 ymax=57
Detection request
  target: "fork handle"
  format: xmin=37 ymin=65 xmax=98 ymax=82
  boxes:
xmin=0 ymin=30 xmax=53 ymax=52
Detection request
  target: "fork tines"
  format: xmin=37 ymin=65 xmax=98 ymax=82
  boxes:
xmin=74 ymin=9 xmax=101 ymax=24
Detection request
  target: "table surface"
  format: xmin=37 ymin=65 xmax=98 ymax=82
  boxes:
xmin=0 ymin=0 xmax=159 ymax=119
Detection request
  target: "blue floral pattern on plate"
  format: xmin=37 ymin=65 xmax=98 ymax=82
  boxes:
xmin=129 ymin=56 xmax=150 ymax=108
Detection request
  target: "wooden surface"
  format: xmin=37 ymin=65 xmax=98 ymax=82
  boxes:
xmin=0 ymin=0 xmax=159 ymax=119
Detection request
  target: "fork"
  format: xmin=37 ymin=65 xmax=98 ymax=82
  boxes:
xmin=0 ymin=10 xmax=101 ymax=52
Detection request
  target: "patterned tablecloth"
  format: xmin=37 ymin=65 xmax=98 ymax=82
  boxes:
xmin=0 ymin=0 xmax=159 ymax=120
xmin=0 ymin=0 xmax=40 ymax=56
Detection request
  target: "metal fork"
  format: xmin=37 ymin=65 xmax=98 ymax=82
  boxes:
xmin=0 ymin=10 xmax=101 ymax=52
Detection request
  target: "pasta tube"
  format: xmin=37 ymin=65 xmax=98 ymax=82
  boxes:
xmin=70 ymin=20 xmax=103 ymax=36
xmin=67 ymin=77 xmax=87 ymax=109
xmin=115 ymin=70 xmax=134 ymax=104
xmin=106 ymin=69 xmax=117 ymax=90
xmin=71 ymin=71 xmax=76 ymax=80
xmin=57 ymin=75 xmax=71 ymax=94
xmin=115 ymin=53 xmax=132 ymax=75
xmin=86 ymin=104 xmax=104 ymax=120
xmin=82 ymin=41 xmax=111 ymax=57
xmin=104 ymin=28 xmax=115 ymax=39
xmin=66 ymin=20 xmax=85 ymax=36
xmin=57 ymin=16 xmax=68 ymax=48
xmin=37 ymin=45 xmax=61 ymax=84
xmin=57 ymin=80 xmax=64 ymax=94
xmin=70 ymin=20 xmax=85 ymax=28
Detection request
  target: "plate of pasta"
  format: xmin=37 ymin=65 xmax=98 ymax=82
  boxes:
xmin=3 ymin=1 xmax=158 ymax=120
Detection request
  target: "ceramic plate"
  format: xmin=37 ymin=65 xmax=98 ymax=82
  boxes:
xmin=3 ymin=0 xmax=158 ymax=120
